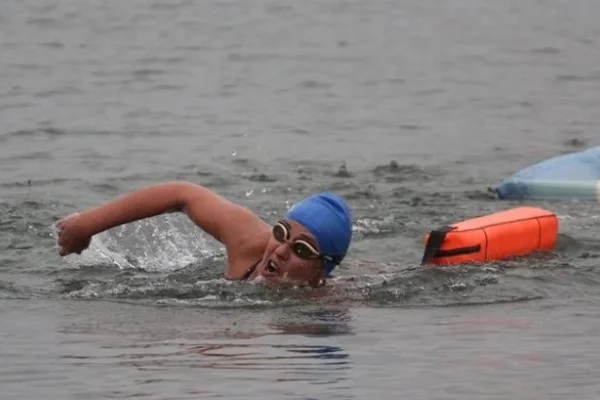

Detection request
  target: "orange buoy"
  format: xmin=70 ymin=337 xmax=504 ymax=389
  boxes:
xmin=420 ymin=206 xmax=558 ymax=266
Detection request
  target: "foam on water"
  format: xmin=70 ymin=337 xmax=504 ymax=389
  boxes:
xmin=57 ymin=213 xmax=223 ymax=272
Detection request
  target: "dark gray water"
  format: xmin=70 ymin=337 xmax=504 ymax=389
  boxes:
xmin=3 ymin=0 xmax=600 ymax=399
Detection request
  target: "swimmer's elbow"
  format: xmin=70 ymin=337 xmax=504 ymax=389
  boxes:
xmin=173 ymin=181 xmax=218 ymax=208
xmin=172 ymin=181 xmax=259 ymax=246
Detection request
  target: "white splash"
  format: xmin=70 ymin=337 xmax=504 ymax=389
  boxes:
xmin=60 ymin=213 xmax=224 ymax=272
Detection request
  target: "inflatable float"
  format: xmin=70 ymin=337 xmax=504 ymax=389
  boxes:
xmin=493 ymin=146 xmax=600 ymax=201
xmin=421 ymin=206 xmax=558 ymax=266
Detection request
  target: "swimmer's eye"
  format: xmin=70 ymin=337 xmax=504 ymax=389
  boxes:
xmin=273 ymin=221 xmax=322 ymax=260
xmin=273 ymin=222 xmax=290 ymax=242
xmin=292 ymin=240 xmax=321 ymax=259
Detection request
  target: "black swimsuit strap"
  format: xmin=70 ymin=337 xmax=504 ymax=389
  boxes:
xmin=241 ymin=260 xmax=260 ymax=280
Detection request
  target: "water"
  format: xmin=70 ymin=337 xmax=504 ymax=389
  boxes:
xmin=2 ymin=0 xmax=600 ymax=398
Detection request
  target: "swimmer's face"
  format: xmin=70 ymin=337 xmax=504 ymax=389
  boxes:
xmin=257 ymin=219 xmax=324 ymax=287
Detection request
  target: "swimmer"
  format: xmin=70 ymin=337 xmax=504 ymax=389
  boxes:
xmin=55 ymin=181 xmax=353 ymax=287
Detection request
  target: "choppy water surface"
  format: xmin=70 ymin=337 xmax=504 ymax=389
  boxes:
xmin=3 ymin=0 xmax=600 ymax=399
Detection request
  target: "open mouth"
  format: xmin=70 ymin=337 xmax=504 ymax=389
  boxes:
xmin=267 ymin=259 xmax=278 ymax=274
xmin=263 ymin=259 xmax=279 ymax=275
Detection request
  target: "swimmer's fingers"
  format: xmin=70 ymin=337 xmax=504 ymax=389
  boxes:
xmin=57 ymin=229 xmax=72 ymax=256
xmin=55 ymin=213 xmax=89 ymax=257
xmin=57 ymin=236 xmax=90 ymax=257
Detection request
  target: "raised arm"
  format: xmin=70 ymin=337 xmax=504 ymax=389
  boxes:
xmin=56 ymin=181 xmax=269 ymax=257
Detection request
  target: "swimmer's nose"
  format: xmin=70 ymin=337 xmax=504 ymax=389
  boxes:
xmin=273 ymin=241 xmax=292 ymax=261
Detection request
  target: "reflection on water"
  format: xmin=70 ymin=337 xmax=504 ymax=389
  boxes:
xmin=269 ymin=307 xmax=354 ymax=337
xmin=190 ymin=343 xmax=348 ymax=369
xmin=188 ymin=306 xmax=352 ymax=387
xmin=55 ymin=304 xmax=354 ymax=393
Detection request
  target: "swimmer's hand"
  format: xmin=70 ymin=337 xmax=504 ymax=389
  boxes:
xmin=55 ymin=212 xmax=92 ymax=256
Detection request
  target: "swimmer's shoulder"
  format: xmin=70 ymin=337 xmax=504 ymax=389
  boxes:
xmin=224 ymin=224 xmax=271 ymax=280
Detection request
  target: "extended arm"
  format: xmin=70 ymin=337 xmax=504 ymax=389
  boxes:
xmin=56 ymin=181 xmax=268 ymax=256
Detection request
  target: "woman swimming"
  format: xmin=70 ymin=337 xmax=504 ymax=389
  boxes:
xmin=55 ymin=181 xmax=353 ymax=287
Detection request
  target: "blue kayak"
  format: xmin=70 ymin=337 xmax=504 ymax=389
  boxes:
xmin=494 ymin=146 xmax=600 ymax=201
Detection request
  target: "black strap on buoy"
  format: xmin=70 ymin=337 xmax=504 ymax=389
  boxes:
xmin=420 ymin=225 xmax=456 ymax=265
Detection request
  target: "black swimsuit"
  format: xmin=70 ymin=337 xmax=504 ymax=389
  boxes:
xmin=241 ymin=260 xmax=259 ymax=280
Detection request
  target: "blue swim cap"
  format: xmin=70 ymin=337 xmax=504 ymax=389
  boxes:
xmin=285 ymin=192 xmax=353 ymax=276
